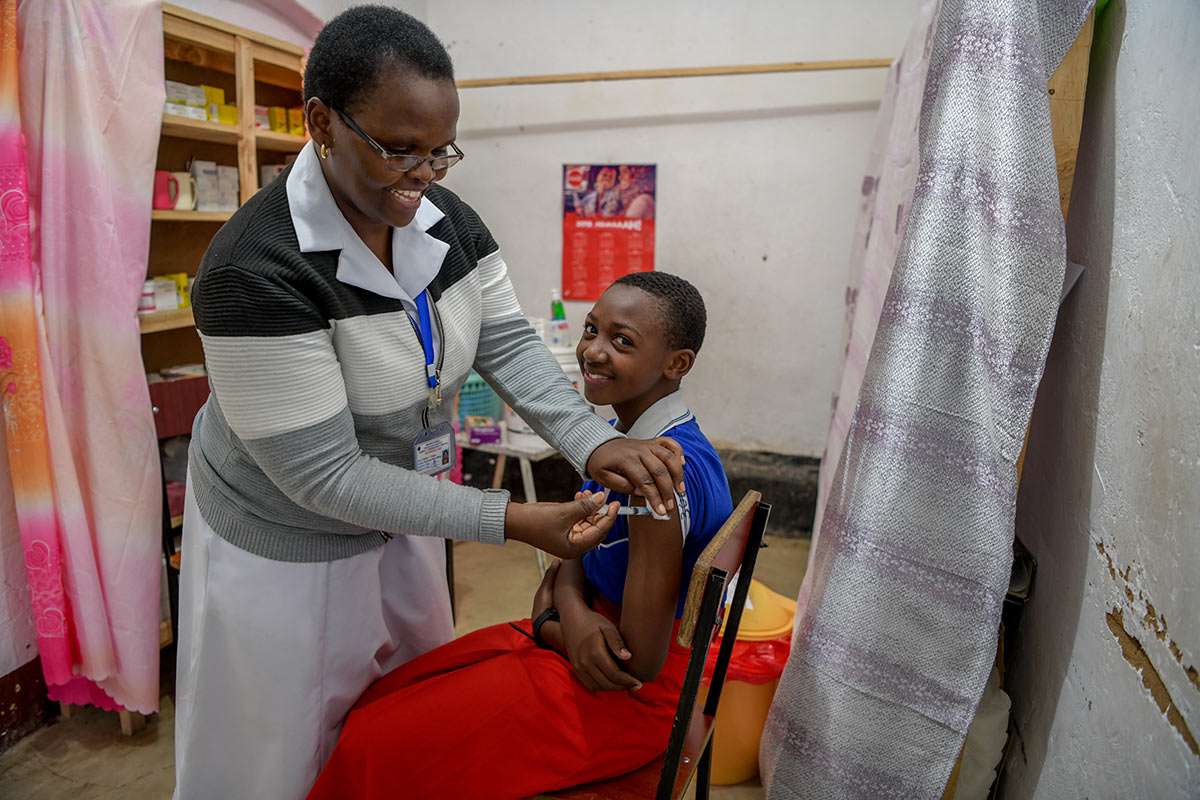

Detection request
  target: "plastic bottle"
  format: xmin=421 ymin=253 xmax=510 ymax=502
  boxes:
xmin=549 ymin=288 xmax=566 ymax=320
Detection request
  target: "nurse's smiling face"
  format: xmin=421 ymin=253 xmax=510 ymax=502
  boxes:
xmin=309 ymin=65 xmax=460 ymax=237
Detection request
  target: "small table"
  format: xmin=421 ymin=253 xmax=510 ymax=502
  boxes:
xmin=456 ymin=431 xmax=561 ymax=576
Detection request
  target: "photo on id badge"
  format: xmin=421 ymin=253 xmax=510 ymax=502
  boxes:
xmin=413 ymin=422 xmax=455 ymax=476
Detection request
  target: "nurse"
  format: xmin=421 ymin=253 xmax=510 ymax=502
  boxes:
xmin=172 ymin=6 xmax=686 ymax=799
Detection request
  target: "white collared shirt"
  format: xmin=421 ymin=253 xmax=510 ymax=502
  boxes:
xmin=286 ymin=141 xmax=449 ymax=349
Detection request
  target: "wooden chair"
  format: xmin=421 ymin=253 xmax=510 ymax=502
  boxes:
xmin=541 ymin=490 xmax=772 ymax=800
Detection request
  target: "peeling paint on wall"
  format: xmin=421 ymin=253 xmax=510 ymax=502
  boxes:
xmin=1105 ymin=608 xmax=1199 ymax=756
xmin=1095 ymin=539 xmax=1200 ymax=705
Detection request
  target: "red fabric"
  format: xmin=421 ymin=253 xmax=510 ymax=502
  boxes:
xmin=308 ymin=608 xmax=689 ymax=800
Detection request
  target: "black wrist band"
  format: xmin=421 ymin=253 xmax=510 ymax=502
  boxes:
xmin=532 ymin=607 xmax=560 ymax=649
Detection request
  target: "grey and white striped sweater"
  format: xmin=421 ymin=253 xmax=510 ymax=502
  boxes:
xmin=187 ymin=171 xmax=618 ymax=563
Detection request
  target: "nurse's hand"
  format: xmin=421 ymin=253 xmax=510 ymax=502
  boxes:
xmin=586 ymin=437 xmax=687 ymax=517
xmin=505 ymin=490 xmax=620 ymax=559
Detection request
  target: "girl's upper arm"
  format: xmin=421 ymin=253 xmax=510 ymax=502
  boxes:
xmin=619 ymin=497 xmax=686 ymax=682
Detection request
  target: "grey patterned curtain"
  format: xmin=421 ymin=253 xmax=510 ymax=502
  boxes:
xmin=760 ymin=0 xmax=1095 ymax=796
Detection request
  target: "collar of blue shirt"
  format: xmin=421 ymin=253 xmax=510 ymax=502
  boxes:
xmin=624 ymin=390 xmax=694 ymax=441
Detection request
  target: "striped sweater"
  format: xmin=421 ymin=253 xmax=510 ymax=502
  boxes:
xmin=188 ymin=165 xmax=619 ymax=562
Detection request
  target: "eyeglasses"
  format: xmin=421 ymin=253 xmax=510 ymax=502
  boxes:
xmin=336 ymin=109 xmax=464 ymax=173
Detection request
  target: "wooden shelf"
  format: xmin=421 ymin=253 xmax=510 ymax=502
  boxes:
xmin=161 ymin=114 xmax=239 ymax=144
xmin=151 ymin=209 xmax=233 ymax=222
xmin=165 ymin=3 xmax=304 ymax=56
xmin=139 ymin=307 xmax=195 ymax=334
xmin=160 ymin=618 xmax=174 ymax=648
xmin=256 ymin=129 xmax=307 ymax=152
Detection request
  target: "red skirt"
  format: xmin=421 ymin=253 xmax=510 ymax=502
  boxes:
xmin=307 ymin=603 xmax=689 ymax=800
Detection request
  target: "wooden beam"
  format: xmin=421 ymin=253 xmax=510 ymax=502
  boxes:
xmin=1048 ymin=10 xmax=1095 ymax=222
xmin=236 ymin=37 xmax=258 ymax=205
xmin=456 ymin=58 xmax=894 ymax=89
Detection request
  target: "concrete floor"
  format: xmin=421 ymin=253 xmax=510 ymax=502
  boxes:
xmin=0 ymin=535 xmax=809 ymax=799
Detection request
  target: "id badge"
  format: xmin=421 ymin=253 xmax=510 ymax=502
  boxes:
xmin=413 ymin=422 xmax=455 ymax=477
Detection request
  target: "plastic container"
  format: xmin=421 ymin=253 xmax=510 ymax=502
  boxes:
xmin=550 ymin=346 xmax=582 ymax=393
xmin=699 ymin=578 xmax=796 ymax=785
xmin=455 ymin=371 xmax=503 ymax=426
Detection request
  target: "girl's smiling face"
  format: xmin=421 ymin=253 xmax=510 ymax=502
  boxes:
xmin=576 ymin=284 xmax=691 ymax=430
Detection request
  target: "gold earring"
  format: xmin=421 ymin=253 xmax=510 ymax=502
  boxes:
xmin=319 ymin=143 xmax=329 ymax=159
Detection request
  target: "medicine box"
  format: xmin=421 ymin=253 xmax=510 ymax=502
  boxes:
xmin=199 ymin=84 xmax=225 ymax=107
xmin=216 ymin=165 xmax=240 ymax=211
xmin=153 ymin=276 xmax=179 ymax=311
xmin=164 ymin=101 xmax=207 ymax=121
xmin=185 ymin=84 xmax=207 ymax=108
xmin=268 ymin=106 xmax=288 ymax=133
xmin=165 ymin=80 xmax=190 ymax=105
xmin=190 ymin=159 xmax=221 ymax=212
xmin=208 ymin=104 xmax=238 ymax=126
xmin=287 ymin=107 xmax=305 ymax=136
xmin=465 ymin=416 xmax=504 ymax=445
xmin=260 ymin=164 xmax=287 ymax=187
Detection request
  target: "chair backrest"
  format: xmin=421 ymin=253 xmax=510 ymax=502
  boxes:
xmin=655 ymin=490 xmax=771 ymax=800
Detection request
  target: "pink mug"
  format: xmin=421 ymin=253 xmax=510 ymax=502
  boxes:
xmin=153 ymin=170 xmax=179 ymax=210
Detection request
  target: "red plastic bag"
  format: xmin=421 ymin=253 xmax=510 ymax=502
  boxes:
xmin=701 ymin=635 xmax=791 ymax=686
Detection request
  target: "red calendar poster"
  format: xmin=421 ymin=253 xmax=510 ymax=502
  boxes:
xmin=561 ymin=164 xmax=656 ymax=300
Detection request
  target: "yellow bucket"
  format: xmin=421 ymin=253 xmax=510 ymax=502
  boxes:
xmin=700 ymin=579 xmax=796 ymax=785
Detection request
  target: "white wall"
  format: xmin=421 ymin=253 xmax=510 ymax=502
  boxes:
xmin=1003 ymin=1 xmax=1200 ymax=796
xmin=430 ymin=1 xmax=915 ymax=454
xmin=166 ymin=0 xmax=427 ymax=48
xmin=169 ymin=0 xmax=914 ymax=455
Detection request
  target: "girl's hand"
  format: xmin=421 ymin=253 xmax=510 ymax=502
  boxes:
xmin=531 ymin=559 xmax=561 ymax=622
xmin=586 ymin=437 xmax=686 ymax=518
xmin=559 ymin=607 xmax=641 ymax=692
xmin=505 ymin=491 xmax=620 ymax=559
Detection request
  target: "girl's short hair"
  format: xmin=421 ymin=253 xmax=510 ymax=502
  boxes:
xmin=612 ymin=272 xmax=707 ymax=354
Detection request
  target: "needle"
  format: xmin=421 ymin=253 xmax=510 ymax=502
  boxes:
xmin=616 ymin=506 xmax=670 ymax=520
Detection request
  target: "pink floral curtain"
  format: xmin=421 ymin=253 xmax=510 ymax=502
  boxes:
xmin=0 ymin=0 xmax=164 ymax=714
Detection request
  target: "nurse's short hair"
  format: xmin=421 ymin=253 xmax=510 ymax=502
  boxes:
xmin=304 ymin=5 xmax=454 ymax=112
xmin=611 ymin=272 xmax=707 ymax=355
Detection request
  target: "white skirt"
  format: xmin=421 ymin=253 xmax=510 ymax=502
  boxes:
xmin=172 ymin=474 xmax=454 ymax=800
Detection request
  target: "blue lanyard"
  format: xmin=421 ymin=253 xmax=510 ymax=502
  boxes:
xmin=415 ymin=290 xmax=437 ymax=388
xmin=414 ymin=290 xmax=441 ymax=411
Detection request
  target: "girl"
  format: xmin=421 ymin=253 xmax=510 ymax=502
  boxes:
xmin=308 ymin=272 xmax=732 ymax=800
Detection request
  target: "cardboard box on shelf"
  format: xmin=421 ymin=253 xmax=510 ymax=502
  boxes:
xmin=208 ymin=103 xmax=238 ymax=126
xmin=199 ymin=84 xmax=225 ymax=107
xmin=216 ymin=165 xmax=240 ymax=211
xmin=164 ymin=101 xmax=207 ymax=121
xmin=190 ymin=159 xmax=221 ymax=212
xmin=260 ymin=163 xmax=287 ymax=187
xmin=254 ymin=105 xmax=270 ymax=129
xmin=287 ymin=107 xmax=305 ymax=136
xmin=153 ymin=276 xmax=180 ymax=311
xmin=185 ymin=84 xmax=207 ymax=108
xmin=159 ymin=272 xmax=191 ymax=308
xmin=165 ymin=80 xmax=191 ymax=105
xmin=268 ymin=106 xmax=288 ymax=133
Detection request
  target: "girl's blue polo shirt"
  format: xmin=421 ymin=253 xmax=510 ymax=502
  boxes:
xmin=581 ymin=391 xmax=734 ymax=618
